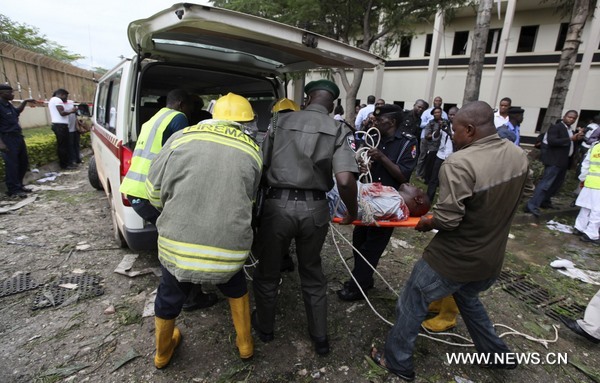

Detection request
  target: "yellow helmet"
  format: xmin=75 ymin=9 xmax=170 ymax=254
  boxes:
xmin=272 ymin=98 xmax=300 ymax=113
xmin=213 ymin=93 xmax=255 ymax=122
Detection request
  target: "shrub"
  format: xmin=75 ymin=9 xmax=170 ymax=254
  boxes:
xmin=0 ymin=132 xmax=90 ymax=181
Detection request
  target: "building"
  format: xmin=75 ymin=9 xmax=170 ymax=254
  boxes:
xmin=326 ymin=0 xmax=600 ymax=143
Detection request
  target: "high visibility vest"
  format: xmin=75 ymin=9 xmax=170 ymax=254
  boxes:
xmin=584 ymin=143 xmax=600 ymax=190
xmin=119 ymin=108 xmax=183 ymax=199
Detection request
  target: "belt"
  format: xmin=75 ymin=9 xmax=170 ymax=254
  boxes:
xmin=266 ymin=187 xmax=326 ymax=201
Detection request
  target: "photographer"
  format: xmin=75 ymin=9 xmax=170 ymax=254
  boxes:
xmin=422 ymin=107 xmax=446 ymax=184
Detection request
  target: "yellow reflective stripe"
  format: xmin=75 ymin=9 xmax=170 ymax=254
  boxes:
xmin=158 ymin=236 xmax=248 ymax=260
xmin=171 ymin=133 xmax=262 ymax=167
xmin=145 ymin=179 xmax=162 ymax=207
xmin=159 ymin=253 xmax=240 ymax=274
xmin=158 ymin=238 xmax=248 ymax=273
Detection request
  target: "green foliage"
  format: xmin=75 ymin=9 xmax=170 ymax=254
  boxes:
xmin=0 ymin=14 xmax=84 ymax=63
xmin=0 ymin=131 xmax=90 ymax=181
xmin=212 ymin=0 xmax=467 ymax=56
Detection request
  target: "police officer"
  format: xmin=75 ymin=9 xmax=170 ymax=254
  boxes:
xmin=0 ymin=84 xmax=35 ymax=198
xmin=252 ymin=80 xmax=358 ymax=355
xmin=337 ymin=104 xmax=420 ymax=301
xmin=120 ymin=89 xmax=217 ymax=311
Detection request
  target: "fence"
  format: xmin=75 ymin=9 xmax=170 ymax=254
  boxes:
xmin=0 ymin=42 xmax=99 ymax=103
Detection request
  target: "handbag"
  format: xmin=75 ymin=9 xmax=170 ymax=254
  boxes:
xmin=76 ymin=116 xmax=92 ymax=133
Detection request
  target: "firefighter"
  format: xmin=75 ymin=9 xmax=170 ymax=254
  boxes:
xmin=146 ymin=93 xmax=262 ymax=367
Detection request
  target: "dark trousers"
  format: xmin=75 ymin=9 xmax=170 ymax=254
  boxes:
xmin=51 ymin=124 xmax=70 ymax=168
xmin=350 ymin=225 xmax=395 ymax=288
xmin=426 ymin=157 xmax=444 ymax=202
xmin=127 ymin=195 xmax=161 ymax=225
xmin=527 ymin=165 xmax=567 ymax=210
xmin=68 ymin=131 xmax=81 ymax=164
xmin=1 ymin=133 xmax=29 ymax=194
xmin=423 ymin=150 xmax=438 ymax=184
xmin=252 ymin=194 xmax=330 ymax=339
xmin=155 ymin=265 xmax=246 ymax=319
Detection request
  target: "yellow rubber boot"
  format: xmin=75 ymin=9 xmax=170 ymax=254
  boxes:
xmin=423 ymin=296 xmax=459 ymax=332
xmin=154 ymin=317 xmax=182 ymax=369
xmin=228 ymin=293 xmax=254 ymax=360
xmin=428 ymin=299 xmax=442 ymax=313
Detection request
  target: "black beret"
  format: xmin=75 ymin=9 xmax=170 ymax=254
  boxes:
xmin=0 ymin=83 xmax=13 ymax=91
xmin=304 ymin=80 xmax=340 ymax=99
xmin=374 ymin=104 xmax=403 ymax=117
xmin=508 ymin=107 xmax=525 ymax=115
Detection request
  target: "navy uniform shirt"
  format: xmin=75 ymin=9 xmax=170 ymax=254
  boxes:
xmin=398 ymin=110 xmax=421 ymax=137
xmin=369 ymin=129 xmax=418 ymax=189
xmin=0 ymin=99 xmax=22 ymax=134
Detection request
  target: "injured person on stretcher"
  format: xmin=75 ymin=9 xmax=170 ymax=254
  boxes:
xmin=328 ymin=181 xmax=430 ymax=224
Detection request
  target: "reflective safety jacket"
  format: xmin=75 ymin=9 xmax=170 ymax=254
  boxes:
xmin=120 ymin=108 xmax=184 ymax=199
xmin=584 ymin=142 xmax=600 ymax=190
xmin=146 ymin=120 xmax=262 ymax=283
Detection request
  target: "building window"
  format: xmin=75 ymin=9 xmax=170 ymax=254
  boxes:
xmin=535 ymin=108 xmax=547 ymax=133
xmin=399 ymin=36 xmax=412 ymax=57
xmin=555 ymin=23 xmax=569 ymax=51
xmin=452 ymin=31 xmax=469 ymax=55
xmin=517 ymin=25 xmax=539 ymax=53
xmin=424 ymin=34 xmax=433 ymax=57
xmin=394 ymin=101 xmax=405 ymax=109
xmin=486 ymin=28 xmax=502 ymax=54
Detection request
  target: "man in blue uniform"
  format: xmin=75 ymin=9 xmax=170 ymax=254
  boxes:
xmin=337 ymin=104 xmax=423 ymax=301
xmin=0 ymin=84 xmax=35 ymax=198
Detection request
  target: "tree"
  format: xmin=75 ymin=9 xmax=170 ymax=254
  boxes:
xmin=462 ymin=0 xmax=493 ymax=103
xmin=0 ymin=14 xmax=84 ymax=63
xmin=541 ymin=0 xmax=594 ymax=131
xmin=212 ymin=0 xmax=465 ymax=126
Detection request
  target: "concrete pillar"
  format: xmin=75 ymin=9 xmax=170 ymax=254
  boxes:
xmin=490 ymin=0 xmax=516 ymax=107
xmin=570 ymin=0 xmax=600 ymax=111
xmin=424 ymin=9 xmax=444 ymax=102
xmin=372 ymin=64 xmax=384 ymax=97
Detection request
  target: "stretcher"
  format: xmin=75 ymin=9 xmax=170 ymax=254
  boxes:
xmin=331 ymin=215 xmax=431 ymax=227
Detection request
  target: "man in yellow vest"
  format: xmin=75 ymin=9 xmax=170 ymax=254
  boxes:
xmin=573 ymin=141 xmax=600 ymax=245
xmin=120 ymin=89 xmax=217 ymax=311
xmin=146 ymin=93 xmax=261 ymax=367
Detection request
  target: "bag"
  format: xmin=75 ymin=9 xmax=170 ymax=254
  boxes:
xmin=76 ymin=116 xmax=92 ymax=133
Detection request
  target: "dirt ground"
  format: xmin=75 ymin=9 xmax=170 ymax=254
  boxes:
xmin=0 ymin=154 xmax=599 ymax=383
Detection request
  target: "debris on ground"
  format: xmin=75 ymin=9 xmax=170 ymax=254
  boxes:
xmin=551 ymin=259 xmax=600 ymax=285
xmin=0 ymin=195 xmax=36 ymax=214
xmin=114 ymin=253 xmax=161 ymax=277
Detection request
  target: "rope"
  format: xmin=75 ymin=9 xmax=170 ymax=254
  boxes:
xmin=328 ymin=223 xmax=560 ymax=349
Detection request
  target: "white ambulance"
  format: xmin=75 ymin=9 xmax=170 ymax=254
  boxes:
xmin=88 ymin=3 xmax=383 ymax=250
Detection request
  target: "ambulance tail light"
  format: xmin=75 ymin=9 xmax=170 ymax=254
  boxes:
xmin=119 ymin=145 xmax=133 ymax=207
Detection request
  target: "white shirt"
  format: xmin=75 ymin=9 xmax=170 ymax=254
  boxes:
xmin=436 ymin=129 xmax=454 ymax=160
xmin=49 ymin=96 xmax=69 ymax=124
xmin=355 ymin=104 xmax=375 ymax=129
xmin=494 ymin=112 xmax=509 ymax=128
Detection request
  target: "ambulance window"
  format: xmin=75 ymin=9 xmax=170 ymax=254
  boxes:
xmin=96 ymin=69 xmax=122 ymax=133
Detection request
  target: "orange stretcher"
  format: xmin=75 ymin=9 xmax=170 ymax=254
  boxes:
xmin=331 ymin=215 xmax=431 ymax=227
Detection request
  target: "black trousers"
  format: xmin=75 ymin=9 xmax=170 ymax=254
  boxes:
xmin=1 ymin=133 xmax=29 ymax=194
xmin=68 ymin=131 xmax=81 ymax=164
xmin=426 ymin=157 xmax=444 ymax=202
xmin=350 ymin=225 xmax=395 ymax=288
xmin=155 ymin=265 xmax=247 ymax=319
xmin=51 ymin=124 xmax=70 ymax=168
